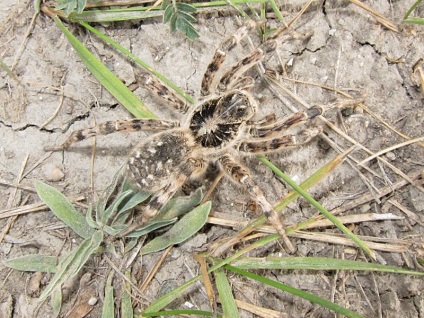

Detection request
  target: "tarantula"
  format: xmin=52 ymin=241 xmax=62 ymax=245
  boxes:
xmin=47 ymin=20 xmax=323 ymax=251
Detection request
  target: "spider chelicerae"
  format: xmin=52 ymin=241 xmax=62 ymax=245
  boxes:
xmin=47 ymin=19 xmax=323 ymax=252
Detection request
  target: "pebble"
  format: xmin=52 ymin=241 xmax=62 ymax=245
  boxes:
xmin=42 ymin=163 xmax=64 ymax=182
xmin=385 ymin=151 xmax=396 ymax=161
xmin=88 ymin=297 xmax=98 ymax=306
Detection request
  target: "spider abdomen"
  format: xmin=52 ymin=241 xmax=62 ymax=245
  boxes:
xmin=126 ymin=129 xmax=196 ymax=192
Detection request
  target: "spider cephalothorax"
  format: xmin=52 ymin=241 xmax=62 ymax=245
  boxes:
xmin=187 ymin=90 xmax=256 ymax=148
xmin=47 ymin=19 xmax=323 ymax=252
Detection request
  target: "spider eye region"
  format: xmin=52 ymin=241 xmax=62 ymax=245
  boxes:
xmin=218 ymin=91 xmax=255 ymax=120
xmin=189 ymin=91 xmax=255 ymax=149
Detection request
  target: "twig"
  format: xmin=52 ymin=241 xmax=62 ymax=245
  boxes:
xmin=328 ymin=171 xmax=420 ymax=216
xmin=11 ymin=11 xmax=39 ymax=70
xmin=40 ymin=89 xmax=66 ymax=128
xmin=349 ymin=0 xmax=398 ymax=32
xmin=358 ymin=136 xmax=424 ymax=165
xmin=140 ymin=245 xmax=173 ymax=292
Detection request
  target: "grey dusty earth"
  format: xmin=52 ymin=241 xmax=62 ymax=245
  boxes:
xmin=0 ymin=0 xmax=423 ymax=317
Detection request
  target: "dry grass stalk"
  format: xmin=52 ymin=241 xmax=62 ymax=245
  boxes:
xmin=140 ymin=245 xmax=173 ymax=292
xmin=328 ymin=170 xmax=421 ymax=216
xmin=234 ymin=299 xmax=286 ymax=318
xmin=349 ymin=0 xmax=398 ymax=32
xmin=388 ymin=199 xmax=424 ymax=226
xmin=291 ymin=231 xmax=407 ymax=253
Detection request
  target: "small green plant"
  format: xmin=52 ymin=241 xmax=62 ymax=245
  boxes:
xmin=404 ymin=0 xmax=424 ymax=24
xmin=54 ymin=0 xmax=200 ymax=39
xmin=55 ymin=0 xmax=89 ymax=15
xmin=162 ymin=0 xmax=200 ymax=40
xmin=3 ymin=172 xmax=210 ymax=315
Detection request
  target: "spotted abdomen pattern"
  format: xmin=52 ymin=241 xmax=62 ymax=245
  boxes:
xmin=126 ymin=130 xmax=194 ymax=192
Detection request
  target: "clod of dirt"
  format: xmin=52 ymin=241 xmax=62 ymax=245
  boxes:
xmin=42 ymin=163 xmax=65 ymax=182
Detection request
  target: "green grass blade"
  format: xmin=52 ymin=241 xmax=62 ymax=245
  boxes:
xmin=228 ymin=153 xmax=344 ymax=247
xmin=70 ymin=9 xmax=163 ymax=22
xmin=231 ymin=257 xmax=424 ymax=275
xmin=403 ymin=0 xmax=422 ymax=20
xmin=35 ymin=181 xmax=94 ymax=239
xmin=143 ymin=276 xmax=202 ymax=313
xmin=274 ymin=152 xmax=346 ymax=212
xmin=258 ymin=155 xmax=375 ymax=259
xmin=52 ymin=15 xmax=155 ymax=118
xmin=404 ymin=17 xmax=424 ymax=24
xmin=267 ymin=0 xmax=284 ymax=22
xmin=215 ymin=267 xmax=239 ymax=318
xmin=142 ymin=310 xmax=213 ymax=316
xmin=225 ymin=265 xmax=364 ymax=318
xmin=143 ymin=237 xmax=272 ymax=312
xmin=64 ymin=0 xmax=271 ymax=22
xmin=80 ymin=22 xmax=194 ymax=105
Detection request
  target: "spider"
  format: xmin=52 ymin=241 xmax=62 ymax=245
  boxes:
xmin=47 ymin=20 xmax=323 ymax=252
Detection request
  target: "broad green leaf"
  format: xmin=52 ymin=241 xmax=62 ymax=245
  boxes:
xmin=163 ymin=4 xmax=174 ymax=23
xmin=160 ymin=0 xmax=170 ymax=10
xmin=39 ymin=230 xmax=104 ymax=301
xmin=102 ymin=283 xmax=115 ymax=318
xmin=120 ymin=188 xmax=203 ymax=237
xmin=215 ymin=268 xmax=239 ymax=318
xmin=170 ymin=13 xmax=178 ymax=33
xmin=35 ymin=181 xmax=94 ymax=239
xmin=116 ymin=180 xmax=150 ymax=215
xmin=123 ymin=218 xmax=178 ymax=238
xmin=183 ymin=23 xmax=200 ymax=40
xmin=56 ymin=0 xmax=87 ymax=15
xmin=85 ymin=206 xmax=98 ymax=229
xmin=177 ymin=10 xmax=197 ymax=23
xmin=176 ymin=16 xmax=199 ymax=40
xmin=101 ymin=190 xmax=133 ymax=224
xmin=175 ymin=3 xmax=196 ymax=12
xmin=141 ymin=201 xmax=211 ymax=254
xmin=3 ymin=254 xmax=58 ymax=273
xmin=51 ymin=287 xmax=62 ymax=317
xmin=121 ymin=272 xmax=134 ymax=318
xmin=159 ymin=188 xmax=203 ymax=219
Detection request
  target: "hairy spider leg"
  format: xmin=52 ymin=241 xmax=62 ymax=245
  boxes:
xmin=249 ymin=107 xmax=322 ymax=139
xmin=239 ymin=127 xmax=323 ymax=154
xmin=217 ymin=40 xmax=277 ymax=92
xmin=218 ymin=154 xmax=295 ymax=253
xmin=138 ymin=72 xmax=189 ymax=113
xmin=248 ymin=113 xmax=277 ymax=126
xmin=201 ymin=19 xmax=261 ymax=96
xmin=45 ymin=118 xmax=178 ymax=151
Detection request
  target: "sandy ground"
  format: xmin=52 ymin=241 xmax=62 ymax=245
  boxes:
xmin=1 ymin=0 xmax=423 ymax=317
